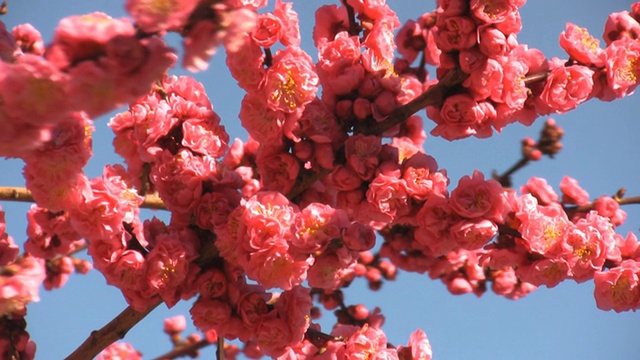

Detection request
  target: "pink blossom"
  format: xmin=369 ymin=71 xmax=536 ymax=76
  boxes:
xmin=96 ymin=342 xmax=142 ymax=360
xmin=516 ymin=258 xmax=571 ymax=288
xmin=125 ymin=0 xmax=199 ymax=33
xmin=146 ymin=231 xmax=198 ymax=306
xmin=261 ymin=46 xmax=318 ymax=113
xmin=246 ymin=243 xmax=312 ymax=290
xmin=292 ymin=203 xmax=348 ymax=253
xmin=478 ymin=26 xmax=510 ymax=57
xmin=239 ymin=94 xmax=289 ymax=146
xmin=593 ymin=196 xmax=626 ymax=226
xmin=402 ymin=152 xmax=447 ymax=201
xmin=517 ymin=201 xmax=571 ymax=256
xmin=252 ymin=13 xmax=283 ymax=48
xmin=362 ymin=17 xmax=398 ymax=73
xmin=450 ymin=219 xmax=498 ymax=250
xmin=434 ymin=16 xmax=477 ymax=52
xmin=274 ymin=0 xmax=301 ymax=47
xmin=317 ymin=32 xmax=364 ymax=96
xmin=257 ymin=318 xmax=293 ymax=358
xmin=604 ymin=37 xmax=640 ymax=98
xmin=150 ymin=150 xmax=212 ymax=215
xmin=0 ymin=54 xmax=71 ymax=125
xmin=182 ymin=9 xmax=256 ymax=71
xmin=164 ymin=315 xmax=187 ymax=335
xmin=594 ymin=260 xmax=640 ymax=312
xmin=256 ymin=149 xmax=300 ymax=195
xmin=537 ymin=64 xmax=594 ymax=114
xmin=313 ymin=5 xmax=349 ymax=47
xmin=190 ymin=298 xmax=234 ymax=332
xmin=603 ymin=11 xmax=640 ymax=45
xmin=181 ymin=117 xmax=229 ymax=158
xmin=275 ymin=286 xmax=312 ymax=344
xmin=12 ymin=24 xmax=44 ymax=55
xmin=559 ymin=176 xmax=590 ymax=205
xmin=366 ymin=173 xmax=411 ymax=223
xmin=520 ymin=177 xmax=559 ymax=206
xmin=566 ymin=213 xmax=613 ymax=283
xmin=559 ymin=23 xmax=605 ymax=67
xmin=25 ymin=206 xmax=84 ymax=259
xmin=0 ymin=256 xmax=46 ymax=316
xmin=463 ymin=58 xmax=503 ymax=101
xmin=236 ymin=289 xmax=270 ymax=329
xmin=449 ymin=170 xmax=506 ymax=222
xmin=0 ymin=207 xmax=18 ymax=266
xmin=397 ymin=329 xmax=432 ymax=360
xmin=470 ymin=0 xmax=517 ymax=24
xmin=344 ymin=134 xmax=382 ymax=181
xmin=226 ymin=37 xmax=265 ymax=92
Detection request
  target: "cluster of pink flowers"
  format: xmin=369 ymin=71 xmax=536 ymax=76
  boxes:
xmin=3 ymin=0 xmax=640 ymax=358
xmin=408 ymin=0 xmax=640 ymax=140
xmin=0 ymin=13 xmax=176 ymax=158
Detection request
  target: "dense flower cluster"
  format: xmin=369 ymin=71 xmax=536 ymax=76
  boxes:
xmin=1 ymin=0 xmax=640 ymax=359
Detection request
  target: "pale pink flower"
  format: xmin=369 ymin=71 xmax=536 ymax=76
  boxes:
xmin=239 ymin=94 xmax=287 ymax=146
xmin=0 ymin=256 xmax=46 ymax=316
xmin=470 ymin=0 xmax=518 ymax=24
xmin=397 ymin=329 xmax=432 ymax=360
xmin=604 ymin=37 xmax=640 ymax=98
xmin=190 ymin=298 xmax=234 ymax=331
xmin=593 ymin=196 xmax=626 ymax=227
xmin=292 ymin=203 xmax=348 ymax=253
xmin=520 ymin=177 xmax=559 ymax=206
xmin=559 ymin=23 xmax=605 ymax=67
xmin=312 ymin=5 xmax=349 ymax=48
xmin=344 ymin=134 xmax=382 ymax=181
xmin=146 ymin=231 xmax=198 ymax=306
xmin=0 ymin=207 xmax=18 ymax=266
xmin=164 ymin=315 xmax=187 ymax=335
xmin=251 ymin=13 xmax=282 ymax=48
xmin=181 ymin=117 xmax=229 ymax=158
xmin=517 ymin=202 xmax=571 ymax=256
xmin=96 ymin=341 xmax=142 ymax=360
xmin=450 ymin=219 xmax=498 ymax=250
xmin=125 ymin=0 xmax=199 ymax=33
xmin=478 ymin=26 xmax=510 ymax=57
xmin=256 ymin=149 xmax=300 ymax=195
xmin=366 ymin=173 xmax=411 ymax=223
xmin=594 ymin=260 xmax=640 ymax=312
xmin=516 ymin=258 xmax=571 ymax=288
xmin=537 ymin=64 xmax=594 ymax=114
xmin=12 ymin=24 xmax=44 ymax=55
xmin=559 ymin=176 xmax=590 ymax=205
xmin=257 ymin=317 xmax=293 ymax=358
xmin=434 ymin=16 xmax=477 ymax=52
xmin=261 ymin=46 xmax=318 ymax=113
xmin=274 ymin=0 xmax=301 ymax=47
xmin=182 ymin=9 xmax=256 ymax=71
xmin=603 ymin=11 xmax=640 ymax=45
xmin=449 ymin=170 xmax=506 ymax=222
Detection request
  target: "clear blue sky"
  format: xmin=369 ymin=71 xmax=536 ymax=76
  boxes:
xmin=2 ymin=0 xmax=639 ymax=359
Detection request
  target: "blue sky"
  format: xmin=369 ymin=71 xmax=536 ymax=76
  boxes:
xmin=2 ymin=0 xmax=640 ymax=359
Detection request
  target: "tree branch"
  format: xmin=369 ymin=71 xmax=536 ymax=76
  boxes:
xmin=0 ymin=186 xmax=166 ymax=210
xmin=65 ymin=297 xmax=163 ymax=360
xmin=152 ymin=339 xmax=211 ymax=360
xmin=358 ymin=67 xmax=468 ymax=136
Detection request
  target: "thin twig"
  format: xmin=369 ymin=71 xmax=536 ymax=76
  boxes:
xmin=152 ymin=339 xmax=211 ymax=360
xmin=0 ymin=186 xmax=167 ymax=210
xmin=65 ymin=297 xmax=163 ymax=360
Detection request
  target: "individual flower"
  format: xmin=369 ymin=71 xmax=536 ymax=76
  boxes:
xmin=594 ymin=260 xmax=640 ymax=312
xmin=559 ymin=23 xmax=605 ymax=66
xmin=537 ymin=64 xmax=594 ymax=114
xmin=261 ymin=46 xmax=318 ymax=114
